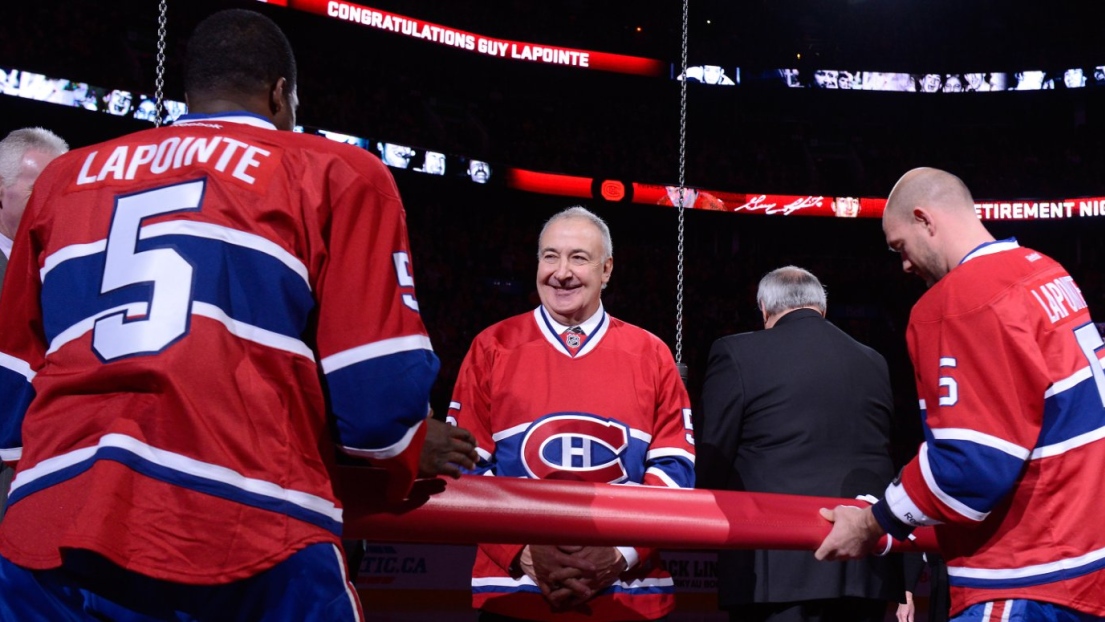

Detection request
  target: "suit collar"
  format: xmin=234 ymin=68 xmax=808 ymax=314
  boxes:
xmin=772 ymin=307 xmax=823 ymax=328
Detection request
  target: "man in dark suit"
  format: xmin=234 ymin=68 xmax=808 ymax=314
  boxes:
xmin=698 ymin=266 xmax=902 ymax=622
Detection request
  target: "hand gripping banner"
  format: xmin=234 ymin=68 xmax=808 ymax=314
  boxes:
xmin=337 ymin=469 xmax=937 ymax=553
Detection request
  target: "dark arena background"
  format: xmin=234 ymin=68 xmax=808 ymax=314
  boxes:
xmin=3 ymin=0 xmax=1105 ymax=619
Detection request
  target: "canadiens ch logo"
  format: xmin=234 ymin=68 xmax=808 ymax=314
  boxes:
xmin=520 ymin=413 xmax=629 ymax=483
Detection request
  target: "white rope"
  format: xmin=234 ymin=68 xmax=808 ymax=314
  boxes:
xmin=154 ymin=0 xmax=168 ymax=127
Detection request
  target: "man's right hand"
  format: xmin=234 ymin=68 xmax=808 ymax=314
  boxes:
xmin=418 ymin=416 xmax=478 ymax=479
xmin=814 ymin=505 xmax=885 ymax=561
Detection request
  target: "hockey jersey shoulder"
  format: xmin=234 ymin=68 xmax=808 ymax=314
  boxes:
xmin=471 ymin=310 xmax=546 ymax=352
xmin=912 ymin=246 xmax=1065 ymax=323
xmin=279 ymin=131 xmax=401 ymax=197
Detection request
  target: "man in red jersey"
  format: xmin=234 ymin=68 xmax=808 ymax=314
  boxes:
xmin=0 ymin=9 xmax=473 ymax=620
xmin=449 ymin=206 xmax=695 ymax=622
xmin=816 ymin=168 xmax=1105 ymax=621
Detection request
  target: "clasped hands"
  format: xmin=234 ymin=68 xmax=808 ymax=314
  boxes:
xmin=518 ymin=544 xmax=628 ymax=611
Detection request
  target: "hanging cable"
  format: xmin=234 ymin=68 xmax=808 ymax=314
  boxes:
xmin=674 ymin=0 xmax=689 ymax=384
xmin=154 ymin=0 xmax=169 ymax=127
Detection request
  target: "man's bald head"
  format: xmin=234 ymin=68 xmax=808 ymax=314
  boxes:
xmin=881 ymin=167 xmax=993 ymax=286
xmin=885 ymin=167 xmax=976 ymax=221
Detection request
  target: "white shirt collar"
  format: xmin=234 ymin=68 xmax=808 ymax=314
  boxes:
xmin=0 ymin=233 xmax=12 ymax=260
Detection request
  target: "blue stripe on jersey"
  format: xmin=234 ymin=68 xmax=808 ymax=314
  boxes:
xmin=326 ymin=349 xmax=440 ymax=451
xmin=0 ymin=369 xmax=33 ymax=450
xmin=473 ymin=583 xmax=544 ymax=596
xmin=923 ymin=426 xmax=1025 ymax=515
xmin=41 ymin=235 xmax=313 ymax=346
xmin=948 ymin=555 xmax=1105 ymax=591
xmin=7 ymin=446 xmax=342 ymax=535
xmin=646 ymin=455 xmax=695 ymax=488
xmin=1038 ymin=377 xmax=1105 ymax=449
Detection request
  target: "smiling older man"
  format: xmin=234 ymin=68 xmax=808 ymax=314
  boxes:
xmin=448 ymin=205 xmax=695 ymax=622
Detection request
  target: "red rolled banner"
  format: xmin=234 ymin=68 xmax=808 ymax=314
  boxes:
xmin=337 ymin=468 xmax=937 ymax=553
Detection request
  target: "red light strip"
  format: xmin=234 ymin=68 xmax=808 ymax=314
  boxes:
xmin=262 ymin=0 xmax=669 ymax=77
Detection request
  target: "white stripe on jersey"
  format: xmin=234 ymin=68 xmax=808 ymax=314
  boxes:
xmin=41 ymin=222 xmax=309 ymax=286
xmin=47 ymin=302 xmax=149 ymax=354
xmin=947 ymin=544 xmax=1105 ymax=583
xmin=645 ymin=467 xmax=680 ymax=488
xmin=141 ymin=220 xmax=310 ymax=286
xmin=10 ymin=432 xmax=343 ymax=522
xmin=193 ymin=302 xmax=315 ymax=360
xmin=1045 ymin=359 xmax=1105 ymax=399
xmin=630 ymin=429 xmax=653 ymax=443
xmin=1031 ymin=425 xmax=1105 ymax=460
xmin=341 ymin=418 xmax=424 ymax=460
xmin=491 ymin=422 xmax=531 ymax=443
xmin=931 ymin=428 xmax=1030 ymax=460
xmin=646 ymin=447 xmax=695 ymax=464
xmin=0 ymin=351 xmax=36 ymax=382
xmin=321 ymin=334 xmax=433 ymax=374
xmin=45 ymin=301 xmax=315 ymax=360
xmin=919 ymin=443 xmax=989 ymax=522
xmin=41 ymin=239 xmax=107 ymax=281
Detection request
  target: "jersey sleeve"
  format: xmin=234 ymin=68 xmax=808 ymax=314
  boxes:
xmin=314 ymin=155 xmax=438 ymax=500
xmin=640 ymin=338 xmax=696 ymax=490
xmin=0 ymin=173 xmax=51 ymax=465
xmin=885 ymin=299 xmax=1047 ymax=529
xmin=447 ymin=333 xmax=497 ymax=475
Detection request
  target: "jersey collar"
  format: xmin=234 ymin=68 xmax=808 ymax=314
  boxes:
xmin=960 ymin=237 xmax=1019 ymax=265
xmin=173 ymin=111 xmax=277 ymax=130
xmin=535 ymin=304 xmax=609 ymax=358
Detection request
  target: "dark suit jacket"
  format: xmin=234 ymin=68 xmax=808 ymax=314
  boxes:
xmin=698 ymin=308 xmax=902 ymax=608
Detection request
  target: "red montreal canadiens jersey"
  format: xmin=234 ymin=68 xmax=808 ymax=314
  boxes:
xmin=882 ymin=241 xmax=1105 ymax=615
xmin=0 ymin=113 xmax=438 ymax=583
xmin=448 ymin=306 xmax=695 ymax=621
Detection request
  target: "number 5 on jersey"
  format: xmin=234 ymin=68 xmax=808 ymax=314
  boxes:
xmin=93 ymin=180 xmax=204 ymax=361
xmin=392 ymin=251 xmax=419 ymax=312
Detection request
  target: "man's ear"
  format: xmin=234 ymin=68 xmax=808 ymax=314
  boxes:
xmin=913 ymin=206 xmax=936 ymax=235
xmin=269 ymin=77 xmax=288 ymax=116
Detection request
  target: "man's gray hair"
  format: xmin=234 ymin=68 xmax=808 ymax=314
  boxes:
xmin=757 ymin=266 xmax=827 ymax=316
xmin=0 ymin=127 xmax=69 ymax=187
xmin=537 ymin=205 xmax=613 ymax=261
